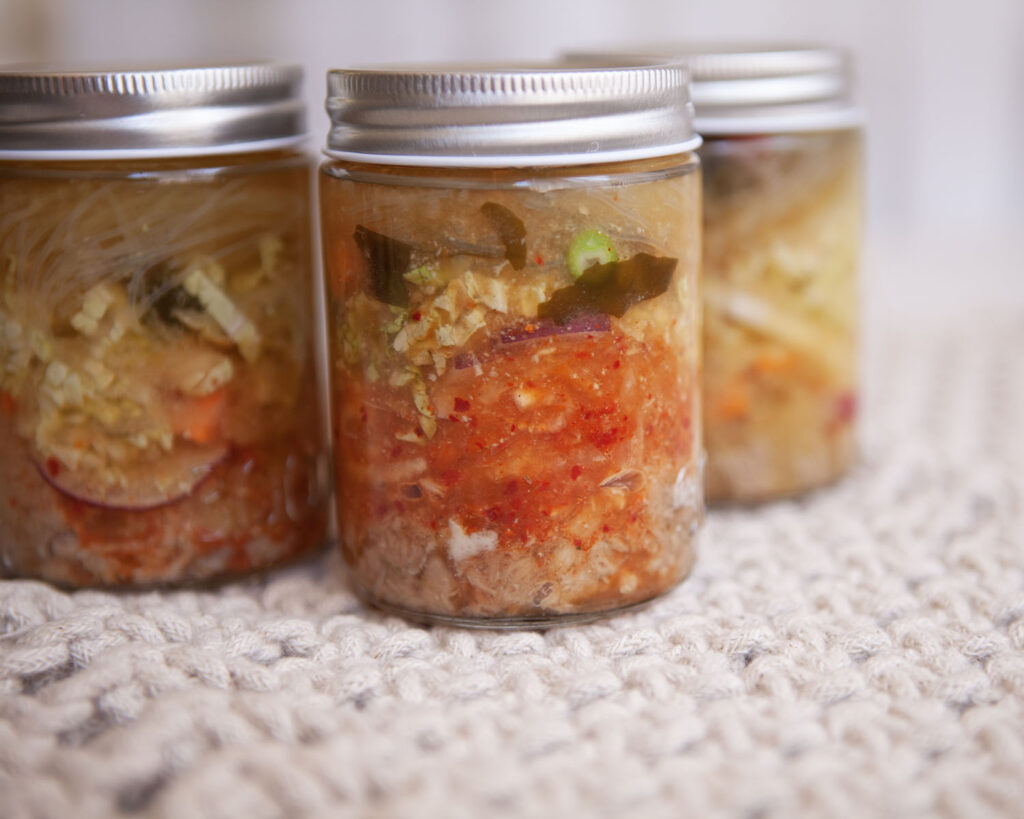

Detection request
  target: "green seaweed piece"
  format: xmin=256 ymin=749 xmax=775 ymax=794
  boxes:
xmin=139 ymin=262 xmax=202 ymax=325
xmin=538 ymin=252 xmax=677 ymax=324
xmin=480 ymin=202 xmax=527 ymax=270
xmin=354 ymin=225 xmax=412 ymax=307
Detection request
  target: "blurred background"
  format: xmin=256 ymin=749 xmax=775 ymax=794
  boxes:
xmin=2 ymin=0 xmax=1022 ymax=320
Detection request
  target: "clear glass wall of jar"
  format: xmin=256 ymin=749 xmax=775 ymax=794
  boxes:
xmin=0 ymin=66 xmax=328 ymax=587
xmin=320 ymin=64 xmax=703 ymax=627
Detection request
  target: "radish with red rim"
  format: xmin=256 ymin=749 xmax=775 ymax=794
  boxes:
xmin=34 ymin=442 xmax=228 ymax=511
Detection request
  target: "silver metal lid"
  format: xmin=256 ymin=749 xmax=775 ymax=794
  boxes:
xmin=324 ymin=63 xmax=699 ymax=168
xmin=566 ymin=45 xmax=861 ymax=135
xmin=0 ymin=63 xmax=307 ymax=159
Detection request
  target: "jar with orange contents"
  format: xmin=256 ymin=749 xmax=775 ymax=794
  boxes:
xmin=0 ymin=65 xmax=328 ymax=587
xmin=320 ymin=63 xmax=703 ymax=626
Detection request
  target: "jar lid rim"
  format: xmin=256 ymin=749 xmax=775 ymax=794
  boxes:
xmin=565 ymin=44 xmax=857 ymax=123
xmin=321 ymin=136 xmax=702 ymax=168
xmin=324 ymin=62 xmax=697 ymax=167
xmin=0 ymin=63 xmax=307 ymax=154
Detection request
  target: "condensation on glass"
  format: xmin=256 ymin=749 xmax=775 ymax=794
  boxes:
xmin=0 ymin=65 xmax=328 ymax=587
xmin=320 ymin=63 xmax=704 ymax=627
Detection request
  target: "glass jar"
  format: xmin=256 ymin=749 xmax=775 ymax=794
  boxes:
xmin=320 ymin=64 xmax=703 ymax=627
xmin=689 ymin=46 xmax=863 ymax=502
xmin=0 ymin=65 xmax=329 ymax=587
xmin=569 ymin=45 xmax=863 ymax=503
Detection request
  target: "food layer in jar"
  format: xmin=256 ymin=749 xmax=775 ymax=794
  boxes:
xmin=701 ymin=131 xmax=860 ymax=502
xmin=0 ymin=155 xmax=328 ymax=586
xmin=321 ymin=157 xmax=702 ymax=624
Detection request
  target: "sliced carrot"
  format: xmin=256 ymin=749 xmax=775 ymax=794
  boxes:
xmin=715 ymin=383 xmax=750 ymax=421
xmin=751 ymin=347 xmax=795 ymax=375
xmin=169 ymin=388 xmax=227 ymax=445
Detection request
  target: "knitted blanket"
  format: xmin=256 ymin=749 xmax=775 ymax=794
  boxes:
xmin=2 ymin=315 xmax=1023 ymax=819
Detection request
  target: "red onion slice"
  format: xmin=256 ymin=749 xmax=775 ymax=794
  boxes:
xmin=499 ymin=313 xmax=611 ymax=345
xmin=453 ymin=314 xmax=611 ymax=370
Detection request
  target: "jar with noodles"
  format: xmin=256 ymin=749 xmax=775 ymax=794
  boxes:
xmin=0 ymin=65 xmax=328 ymax=587
xmin=320 ymin=63 xmax=703 ymax=626
xmin=568 ymin=45 xmax=863 ymax=503
xmin=694 ymin=46 xmax=862 ymax=502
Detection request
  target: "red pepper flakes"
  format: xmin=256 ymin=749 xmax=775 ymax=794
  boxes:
xmin=534 ymin=253 xmax=544 ymax=265
xmin=612 ymin=360 xmax=621 ymax=369
xmin=334 ymin=324 xmax=693 ymax=585
xmin=454 ymin=397 xmax=471 ymax=412
xmin=835 ymin=391 xmax=857 ymax=423
xmin=590 ymin=428 xmax=621 ymax=449
xmin=410 ymin=311 xmax=422 ymax=322
xmin=45 ymin=457 xmax=61 ymax=477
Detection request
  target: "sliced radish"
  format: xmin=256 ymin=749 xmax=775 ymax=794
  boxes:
xmin=35 ymin=442 xmax=228 ymax=510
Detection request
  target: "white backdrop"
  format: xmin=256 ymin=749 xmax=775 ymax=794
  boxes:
xmin=2 ymin=0 xmax=1023 ymax=316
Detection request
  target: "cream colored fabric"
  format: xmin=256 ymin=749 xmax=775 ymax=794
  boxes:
xmin=2 ymin=316 xmax=1023 ymax=818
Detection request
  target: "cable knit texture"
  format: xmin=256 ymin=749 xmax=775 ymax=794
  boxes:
xmin=2 ymin=316 xmax=1024 ymax=819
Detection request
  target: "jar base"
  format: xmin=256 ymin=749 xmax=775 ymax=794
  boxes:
xmin=706 ymin=455 xmax=857 ymax=507
xmin=354 ymin=589 xmax=667 ymax=630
